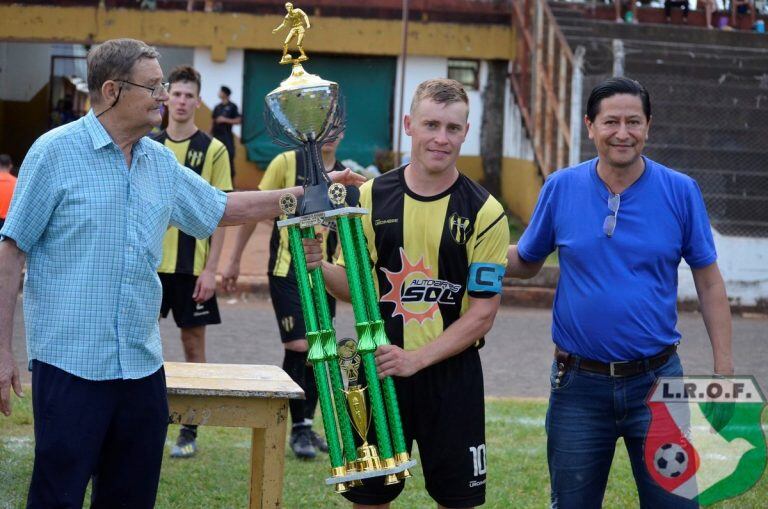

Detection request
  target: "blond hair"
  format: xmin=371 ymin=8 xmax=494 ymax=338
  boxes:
xmin=409 ymin=78 xmax=469 ymax=115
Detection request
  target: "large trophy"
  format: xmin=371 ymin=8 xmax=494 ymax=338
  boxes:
xmin=265 ymin=4 xmax=416 ymax=493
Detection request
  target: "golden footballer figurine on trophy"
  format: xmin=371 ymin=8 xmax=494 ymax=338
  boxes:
xmin=272 ymin=2 xmax=311 ymax=64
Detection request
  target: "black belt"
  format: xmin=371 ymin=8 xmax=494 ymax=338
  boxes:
xmin=554 ymin=344 xmax=677 ymax=378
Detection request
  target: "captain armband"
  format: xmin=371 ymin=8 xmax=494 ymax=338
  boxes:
xmin=467 ymin=262 xmax=505 ymax=294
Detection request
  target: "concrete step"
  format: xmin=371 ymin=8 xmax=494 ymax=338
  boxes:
xmin=644 ymin=144 xmax=768 ymax=170
xmin=649 ymin=125 xmax=764 ymax=149
xmin=554 ymin=16 xmax=768 ymax=49
xmin=693 ymin=173 xmax=768 ymax=200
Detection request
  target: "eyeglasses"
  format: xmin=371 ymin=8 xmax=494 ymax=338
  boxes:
xmin=117 ymin=80 xmax=169 ymax=98
xmin=603 ymin=193 xmax=620 ymax=237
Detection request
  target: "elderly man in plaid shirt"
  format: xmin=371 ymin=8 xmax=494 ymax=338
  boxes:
xmin=0 ymin=38 xmax=362 ymax=508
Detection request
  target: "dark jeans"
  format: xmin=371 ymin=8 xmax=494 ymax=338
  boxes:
xmin=665 ymin=0 xmax=690 ymax=17
xmin=545 ymin=353 xmax=699 ymax=509
xmin=27 ymin=361 xmax=169 ymax=509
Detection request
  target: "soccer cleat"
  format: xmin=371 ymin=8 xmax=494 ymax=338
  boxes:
xmin=170 ymin=427 xmax=198 ymax=459
xmin=290 ymin=426 xmax=317 ymax=459
xmin=309 ymin=430 xmax=329 ymax=453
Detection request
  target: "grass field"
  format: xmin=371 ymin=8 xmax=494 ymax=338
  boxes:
xmin=1 ymin=393 xmax=765 ymax=508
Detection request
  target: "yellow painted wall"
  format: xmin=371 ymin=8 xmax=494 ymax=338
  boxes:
xmin=0 ymin=6 xmax=514 ymax=61
xmin=501 ymin=157 xmax=542 ymax=224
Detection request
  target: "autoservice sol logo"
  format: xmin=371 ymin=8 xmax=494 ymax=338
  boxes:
xmin=644 ymin=376 xmax=766 ymax=505
xmin=380 ymin=248 xmax=461 ymax=325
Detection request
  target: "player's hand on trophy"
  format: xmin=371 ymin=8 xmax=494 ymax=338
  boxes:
xmin=328 ymin=168 xmax=366 ymax=187
xmin=302 ymin=235 xmax=324 ymax=270
xmin=375 ymin=344 xmax=422 ymax=378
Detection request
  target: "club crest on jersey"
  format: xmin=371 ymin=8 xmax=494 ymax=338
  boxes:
xmin=380 ymin=248 xmax=462 ymax=325
xmin=449 ymin=212 xmax=472 ymax=245
xmin=186 ymin=149 xmax=204 ymax=169
xmin=281 ymin=316 xmax=295 ymax=333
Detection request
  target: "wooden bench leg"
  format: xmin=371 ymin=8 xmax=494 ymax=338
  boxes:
xmin=249 ymin=402 xmax=289 ymax=509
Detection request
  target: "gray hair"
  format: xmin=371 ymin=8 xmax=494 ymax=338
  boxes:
xmin=87 ymin=38 xmax=160 ymax=103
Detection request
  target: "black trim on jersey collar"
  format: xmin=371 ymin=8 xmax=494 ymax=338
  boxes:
xmin=163 ymin=129 xmax=200 ymax=143
xmin=397 ymin=164 xmax=464 ymax=202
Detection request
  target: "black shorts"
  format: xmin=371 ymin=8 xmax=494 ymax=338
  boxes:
xmin=268 ymin=274 xmax=336 ymax=342
xmin=343 ymin=347 xmax=486 ymax=508
xmin=159 ymin=273 xmax=221 ymax=328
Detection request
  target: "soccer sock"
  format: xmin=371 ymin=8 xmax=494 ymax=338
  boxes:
xmin=303 ymin=362 xmax=319 ymax=424
xmin=182 ymin=424 xmax=198 ymax=438
xmin=283 ymin=349 xmax=308 ymax=426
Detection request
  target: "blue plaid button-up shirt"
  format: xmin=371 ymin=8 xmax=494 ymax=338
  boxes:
xmin=0 ymin=111 xmax=227 ymax=380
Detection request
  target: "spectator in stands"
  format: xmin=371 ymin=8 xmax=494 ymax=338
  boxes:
xmin=702 ymin=0 xmax=718 ymax=28
xmin=187 ymin=0 xmax=215 ymax=12
xmin=731 ymin=0 xmax=757 ymax=28
xmin=0 ymin=155 xmax=15 ymax=230
xmin=665 ymin=0 xmax=690 ymax=22
xmin=614 ymin=0 xmax=639 ymax=23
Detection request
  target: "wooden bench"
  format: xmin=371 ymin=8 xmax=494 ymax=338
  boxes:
xmin=165 ymin=362 xmax=303 ymax=508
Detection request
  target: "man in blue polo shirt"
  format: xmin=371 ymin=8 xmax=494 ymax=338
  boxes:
xmin=0 ymin=38 xmax=363 ymax=508
xmin=507 ymin=77 xmax=733 ymax=509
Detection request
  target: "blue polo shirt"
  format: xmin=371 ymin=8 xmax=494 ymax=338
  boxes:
xmin=0 ymin=111 xmax=227 ymax=380
xmin=518 ymin=157 xmax=716 ymax=363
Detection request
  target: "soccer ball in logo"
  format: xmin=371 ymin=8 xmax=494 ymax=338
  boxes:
xmin=654 ymin=443 xmax=689 ymax=478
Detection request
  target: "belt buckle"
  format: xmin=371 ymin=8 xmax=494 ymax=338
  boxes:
xmin=609 ymin=360 xmax=629 ymax=377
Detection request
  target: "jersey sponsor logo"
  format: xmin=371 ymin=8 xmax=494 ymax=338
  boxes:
xmin=374 ymin=218 xmax=399 ymax=226
xmin=186 ymin=149 xmax=204 ymax=169
xmin=380 ymin=248 xmax=462 ymax=325
xmin=468 ymin=263 xmax=505 ymax=294
xmin=449 ymin=212 xmax=472 ymax=245
xmin=281 ymin=316 xmax=295 ymax=333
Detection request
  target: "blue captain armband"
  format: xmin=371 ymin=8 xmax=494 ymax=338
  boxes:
xmin=468 ymin=263 xmax=505 ymax=294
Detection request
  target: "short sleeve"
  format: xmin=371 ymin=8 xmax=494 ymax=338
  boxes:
xmin=467 ymin=199 xmax=509 ymax=298
xmin=231 ymin=103 xmax=241 ymax=118
xmin=210 ymin=141 xmax=233 ymax=191
xmin=171 ymin=162 xmax=227 ymax=239
xmin=517 ymin=176 xmax=556 ymax=263
xmin=0 ymin=142 xmax=58 ymax=253
xmin=259 ymin=152 xmax=289 ymax=191
xmin=681 ymin=179 xmax=717 ymax=269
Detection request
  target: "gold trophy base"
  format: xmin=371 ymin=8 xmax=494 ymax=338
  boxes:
xmin=356 ymin=443 xmax=382 ymax=472
xmin=395 ymin=451 xmax=413 ymax=479
xmin=325 ymin=455 xmax=417 ymax=486
xmin=381 ymin=457 xmax=399 ymax=485
xmin=330 ymin=466 xmax=349 ymax=493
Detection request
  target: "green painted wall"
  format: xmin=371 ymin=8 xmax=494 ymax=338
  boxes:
xmin=242 ymin=52 xmax=396 ymax=168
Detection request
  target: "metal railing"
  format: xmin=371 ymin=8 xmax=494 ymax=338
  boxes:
xmin=510 ymin=0 xmax=583 ymax=177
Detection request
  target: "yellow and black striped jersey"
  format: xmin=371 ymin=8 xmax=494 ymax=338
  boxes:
xmin=153 ymin=130 xmax=232 ymax=275
xmin=259 ymin=150 xmax=342 ymax=277
xmin=339 ymin=166 xmax=509 ymax=351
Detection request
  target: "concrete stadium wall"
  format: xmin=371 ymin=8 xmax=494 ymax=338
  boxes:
xmin=679 ymin=231 xmax=768 ymax=308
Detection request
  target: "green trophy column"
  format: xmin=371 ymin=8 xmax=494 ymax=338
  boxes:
xmin=348 ymin=217 xmax=409 ymax=460
xmin=286 ymin=225 xmax=346 ymax=476
xmin=300 ymin=227 xmax=358 ymax=467
xmin=335 ymin=215 xmax=394 ymax=463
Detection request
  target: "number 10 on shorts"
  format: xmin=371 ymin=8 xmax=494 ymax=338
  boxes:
xmin=469 ymin=444 xmax=487 ymax=476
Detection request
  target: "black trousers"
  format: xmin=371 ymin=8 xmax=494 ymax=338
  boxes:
xmin=27 ymin=361 xmax=169 ymax=509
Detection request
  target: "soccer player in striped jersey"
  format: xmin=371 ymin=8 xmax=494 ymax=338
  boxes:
xmin=305 ymin=79 xmax=509 ymax=508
